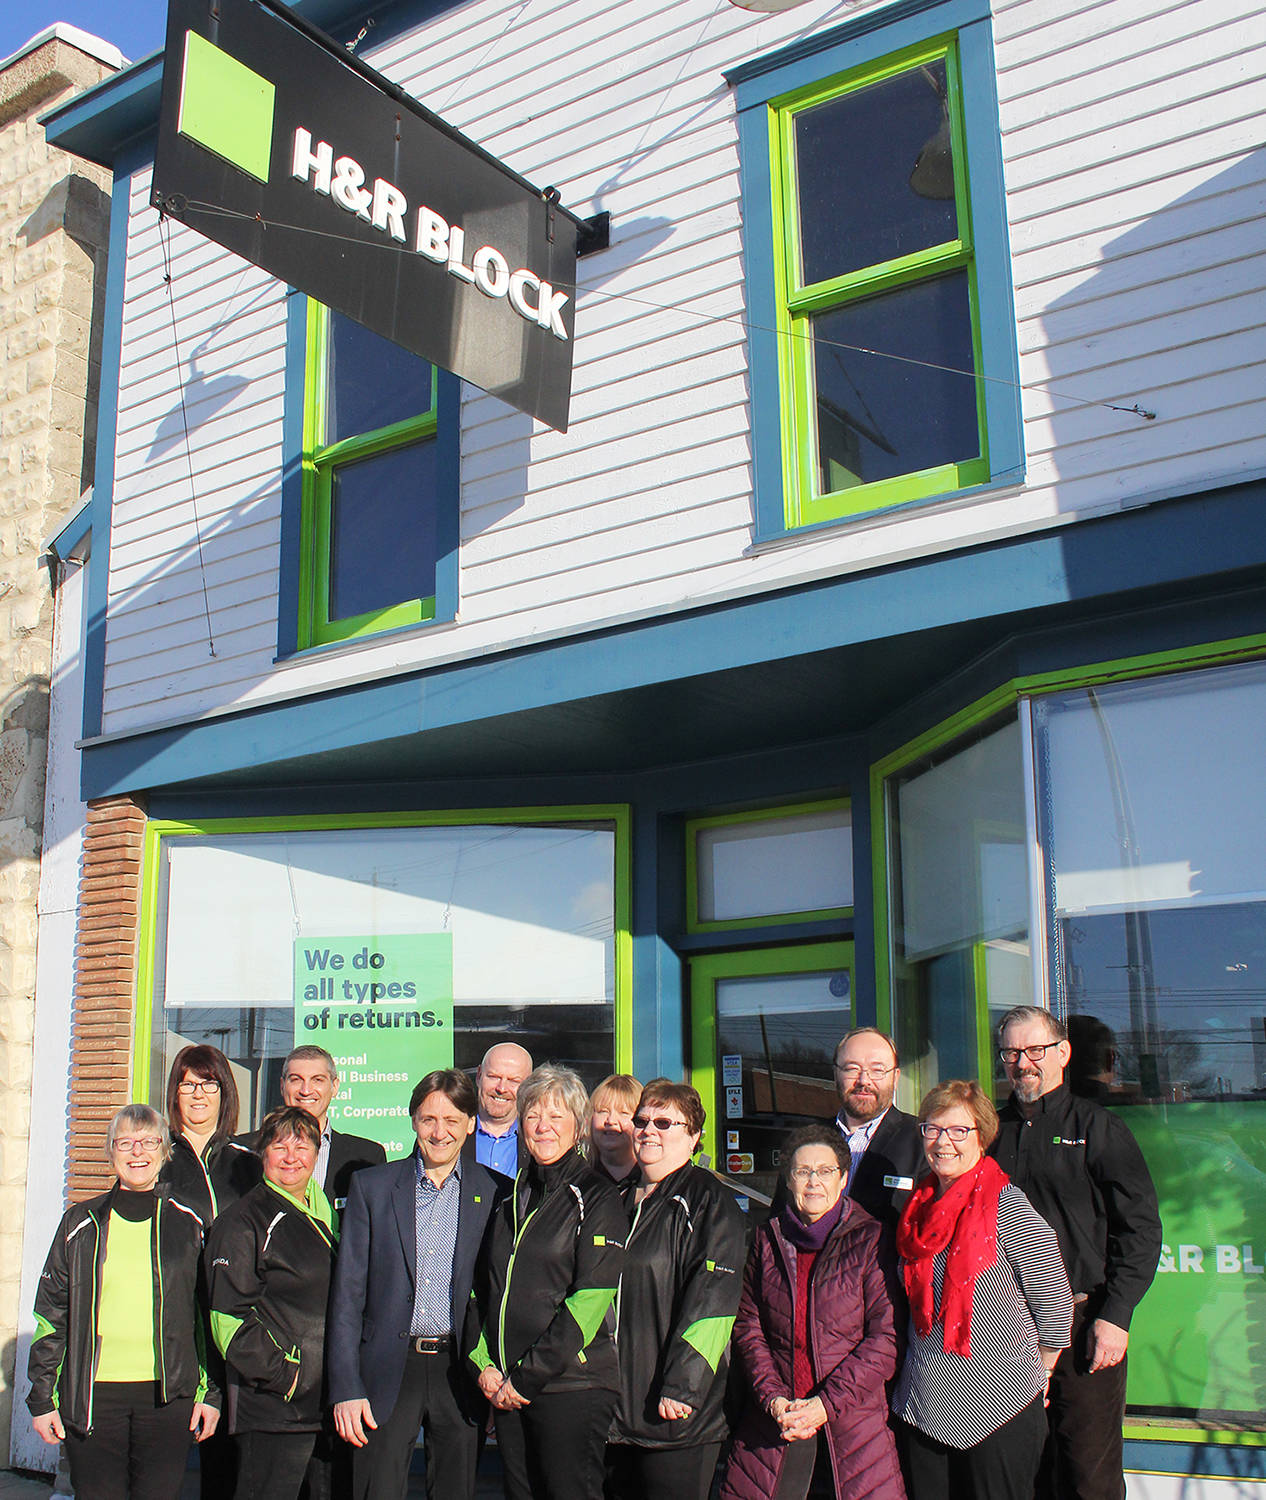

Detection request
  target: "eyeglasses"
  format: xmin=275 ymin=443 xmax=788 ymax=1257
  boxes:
xmin=633 ymin=1115 xmax=689 ymax=1133
xmin=919 ymin=1124 xmax=979 ymax=1142
xmin=114 ymin=1136 xmax=164 ymax=1153
xmin=834 ymin=1063 xmax=895 ymax=1082
xmin=177 ymin=1079 xmax=221 ymax=1095
xmin=789 ymin=1165 xmax=842 ymax=1183
xmin=998 ymin=1041 xmax=1062 ymax=1065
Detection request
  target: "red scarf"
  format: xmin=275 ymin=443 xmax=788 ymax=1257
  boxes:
xmin=896 ymin=1154 xmax=1009 ymax=1358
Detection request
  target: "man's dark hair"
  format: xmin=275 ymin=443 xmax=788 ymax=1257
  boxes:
xmin=410 ymin=1068 xmax=478 ymax=1120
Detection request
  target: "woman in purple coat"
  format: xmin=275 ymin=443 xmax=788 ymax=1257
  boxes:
xmin=719 ymin=1125 xmax=907 ymax=1500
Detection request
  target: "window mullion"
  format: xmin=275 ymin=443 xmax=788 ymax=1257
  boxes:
xmin=788 ymin=240 xmax=970 ymax=312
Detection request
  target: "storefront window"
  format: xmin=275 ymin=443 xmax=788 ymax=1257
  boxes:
xmin=145 ymin=819 xmax=618 ymax=1155
xmin=1034 ymin=661 xmax=1266 ymax=1421
xmin=888 ymin=715 xmax=1033 ymax=1099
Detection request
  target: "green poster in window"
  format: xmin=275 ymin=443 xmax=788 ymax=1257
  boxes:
xmin=1118 ymin=1101 xmax=1266 ymax=1420
xmin=293 ymin=934 xmax=454 ymax=1158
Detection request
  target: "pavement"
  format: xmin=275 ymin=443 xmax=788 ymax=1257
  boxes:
xmin=0 ymin=1475 xmax=50 ymax=1499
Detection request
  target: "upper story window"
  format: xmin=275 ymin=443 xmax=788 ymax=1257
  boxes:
xmin=297 ymin=303 xmax=457 ymax=649
xmin=732 ymin=1 xmax=1023 ymax=538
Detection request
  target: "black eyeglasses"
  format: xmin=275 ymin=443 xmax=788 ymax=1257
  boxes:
xmin=998 ymin=1041 xmax=1062 ymax=1064
xmin=177 ymin=1079 xmax=221 ymax=1095
xmin=633 ymin=1115 xmax=689 ymax=1132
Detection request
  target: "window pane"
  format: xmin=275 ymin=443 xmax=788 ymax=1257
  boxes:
xmin=326 ymin=312 xmax=433 ymax=443
xmin=890 ymin=716 xmax=1031 ymax=1092
xmin=328 ymin=440 xmax=438 ymax=621
xmin=811 ymin=271 xmax=979 ymax=494
xmin=716 ymin=966 xmax=851 ymax=1200
xmin=695 ymin=807 xmax=852 ymax=923
xmin=150 ymin=824 xmax=617 ymax=1155
xmin=1035 ymin=661 xmax=1266 ymax=1420
xmin=795 ymin=59 xmax=958 ymax=287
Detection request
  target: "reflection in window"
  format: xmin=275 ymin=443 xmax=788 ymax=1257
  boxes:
xmin=888 ymin=716 xmax=1032 ymax=1100
xmin=147 ymin=823 xmax=617 ymax=1148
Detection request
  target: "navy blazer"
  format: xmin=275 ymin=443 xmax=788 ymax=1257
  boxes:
xmin=328 ymin=1150 xmax=510 ymax=1420
xmin=846 ymin=1105 xmax=927 ymax=1227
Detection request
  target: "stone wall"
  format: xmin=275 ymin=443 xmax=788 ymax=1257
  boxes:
xmin=0 ymin=27 xmax=118 ymax=1456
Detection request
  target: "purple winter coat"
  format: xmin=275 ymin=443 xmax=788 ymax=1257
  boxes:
xmin=719 ymin=1200 xmax=907 ymax=1500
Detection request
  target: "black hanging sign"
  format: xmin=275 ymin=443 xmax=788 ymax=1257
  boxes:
xmin=152 ymin=0 xmax=581 ymax=431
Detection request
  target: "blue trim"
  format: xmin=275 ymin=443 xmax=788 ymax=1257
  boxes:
xmin=736 ymin=0 xmax=1024 ymax=543
xmin=75 ymin=477 xmax=1266 ymax=800
xmin=82 ymin=142 xmax=150 ymax=741
xmin=48 ymin=499 xmax=93 ymax=563
xmin=433 ymin=370 xmax=461 ymax=624
xmin=1124 ymin=1438 xmax=1266 ymax=1480
xmin=276 ymin=291 xmax=309 ymax=659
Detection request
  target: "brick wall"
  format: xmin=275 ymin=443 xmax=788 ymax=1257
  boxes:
xmin=67 ymin=796 xmax=145 ymax=1199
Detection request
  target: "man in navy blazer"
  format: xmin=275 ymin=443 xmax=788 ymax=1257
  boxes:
xmin=330 ymin=1068 xmax=511 ymax=1500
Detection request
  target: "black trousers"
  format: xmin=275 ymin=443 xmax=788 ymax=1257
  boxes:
xmin=64 ymin=1381 xmax=192 ymax=1500
xmin=901 ymin=1394 xmax=1047 ymax=1500
xmin=496 ymin=1387 xmax=616 ymax=1500
xmin=352 ymin=1348 xmax=480 ymax=1500
xmin=1038 ymin=1302 xmax=1128 ymax=1500
xmin=233 ymin=1429 xmax=322 ymax=1500
xmin=605 ymin=1439 xmax=723 ymax=1500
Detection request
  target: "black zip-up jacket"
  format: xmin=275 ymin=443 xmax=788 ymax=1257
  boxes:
xmin=611 ymin=1161 xmax=746 ymax=1449
xmin=160 ymin=1133 xmax=261 ymax=1225
xmin=205 ymin=1179 xmax=337 ymax=1432
xmin=469 ymin=1148 xmax=626 ymax=1400
xmin=992 ymin=1084 xmax=1161 ymax=1329
xmin=27 ymin=1186 xmax=216 ymax=1435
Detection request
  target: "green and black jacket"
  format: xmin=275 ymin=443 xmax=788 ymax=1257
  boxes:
xmin=27 ymin=1185 xmax=216 ymax=1436
xmin=469 ymin=1148 xmax=626 ymax=1399
xmin=205 ymin=1178 xmax=336 ymax=1433
xmin=611 ymin=1160 xmax=747 ymax=1448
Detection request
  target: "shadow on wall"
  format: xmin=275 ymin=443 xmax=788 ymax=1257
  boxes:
xmin=1041 ymin=147 xmax=1266 ymax=568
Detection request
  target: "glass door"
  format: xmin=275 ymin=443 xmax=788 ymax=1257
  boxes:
xmin=690 ymin=941 xmax=853 ymax=1204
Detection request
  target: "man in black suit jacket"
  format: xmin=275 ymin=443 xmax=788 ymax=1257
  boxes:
xmin=330 ymin=1069 xmax=510 ymax=1500
xmin=279 ymin=1045 xmax=386 ymax=1213
xmin=832 ymin=1027 xmax=925 ymax=1227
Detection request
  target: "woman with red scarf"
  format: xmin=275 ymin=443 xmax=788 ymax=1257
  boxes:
xmin=719 ymin=1124 xmax=906 ymax=1500
xmin=892 ymin=1080 xmax=1072 ymax=1500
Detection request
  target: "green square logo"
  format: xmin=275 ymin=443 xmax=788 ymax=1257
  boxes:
xmin=177 ymin=31 xmax=275 ymax=183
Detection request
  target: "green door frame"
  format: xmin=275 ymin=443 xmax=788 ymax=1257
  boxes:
xmin=688 ymin=939 xmax=854 ymax=1165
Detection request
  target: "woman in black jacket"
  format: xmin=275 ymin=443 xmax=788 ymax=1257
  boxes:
xmin=27 ymin=1104 xmax=219 ymax=1500
xmin=160 ymin=1044 xmax=261 ymax=1223
xmin=469 ymin=1064 xmax=627 ymax=1500
xmin=606 ymin=1080 xmax=748 ymax=1500
xmin=205 ymin=1105 xmax=337 ymax=1500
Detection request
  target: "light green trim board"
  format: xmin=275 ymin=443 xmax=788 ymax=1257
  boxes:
xmin=681 ymin=1314 xmax=736 ymax=1372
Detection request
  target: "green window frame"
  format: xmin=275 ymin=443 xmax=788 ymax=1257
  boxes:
xmin=297 ymin=301 xmax=443 ymax=648
xmin=772 ymin=38 xmax=987 ymax=526
xmin=685 ymin=798 xmax=854 ymax=933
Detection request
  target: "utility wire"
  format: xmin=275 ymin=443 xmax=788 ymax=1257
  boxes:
xmin=158 ymin=213 xmax=218 ymax=657
xmin=163 ymin=198 xmax=1159 ymax=422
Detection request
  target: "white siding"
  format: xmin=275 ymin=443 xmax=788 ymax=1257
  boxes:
xmin=97 ymin=0 xmax=1266 ymax=735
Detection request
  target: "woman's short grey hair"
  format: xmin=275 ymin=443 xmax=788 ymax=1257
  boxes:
xmin=106 ymin=1104 xmax=172 ymax=1163
xmin=516 ymin=1065 xmax=590 ymax=1152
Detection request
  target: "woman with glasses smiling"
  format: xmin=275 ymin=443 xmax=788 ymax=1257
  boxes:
xmin=606 ymin=1080 xmax=747 ymax=1500
xmin=891 ymin=1080 xmax=1072 ymax=1500
xmin=160 ymin=1044 xmax=261 ymax=1225
xmin=27 ymin=1104 xmax=220 ymax=1500
xmin=720 ymin=1123 xmax=905 ymax=1500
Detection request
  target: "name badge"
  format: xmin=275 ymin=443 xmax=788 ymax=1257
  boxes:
xmin=883 ymin=1175 xmax=914 ymax=1190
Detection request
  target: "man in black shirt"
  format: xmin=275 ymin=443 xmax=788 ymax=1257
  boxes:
xmin=992 ymin=1005 xmax=1161 ymax=1500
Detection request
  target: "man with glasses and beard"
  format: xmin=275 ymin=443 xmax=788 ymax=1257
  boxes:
xmin=830 ymin=1027 xmax=925 ymax=1227
xmin=991 ymin=1005 xmax=1160 ymax=1500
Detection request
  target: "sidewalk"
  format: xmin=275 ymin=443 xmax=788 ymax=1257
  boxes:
xmin=0 ymin=1474 xmax=51 ymax=1499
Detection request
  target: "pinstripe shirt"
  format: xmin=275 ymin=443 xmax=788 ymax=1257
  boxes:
xmin=410 ymin=1157 xmax=462 ymax=1338
xmin=892 ymin=1184 xmax=1073 ymax=1448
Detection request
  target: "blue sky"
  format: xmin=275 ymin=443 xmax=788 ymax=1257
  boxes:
xmin=1 ymin=0 xmax=168 ymax=67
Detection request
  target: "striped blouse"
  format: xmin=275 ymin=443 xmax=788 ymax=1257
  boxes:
xmin=891 ymin=1183 xmax=1073 ymax=1448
